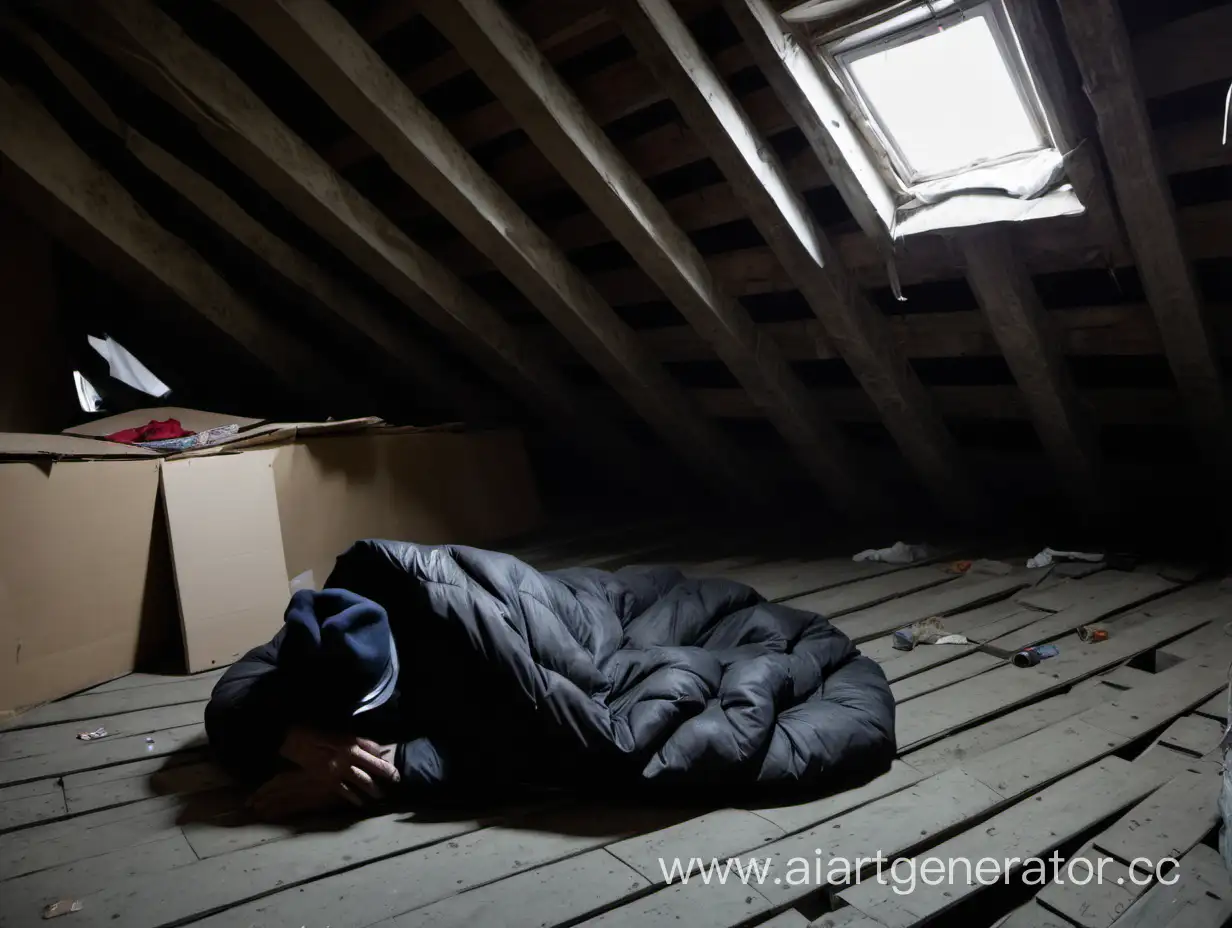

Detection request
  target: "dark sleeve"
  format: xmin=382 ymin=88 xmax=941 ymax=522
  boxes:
xmin=203 ymin=629 xmax=295 ymax=784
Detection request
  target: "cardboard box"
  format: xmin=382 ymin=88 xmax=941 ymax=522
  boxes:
xmin=0 ymin=436 xmax=178 ymax=715
xmin=0 ymin=413 xmax=542 ymax=710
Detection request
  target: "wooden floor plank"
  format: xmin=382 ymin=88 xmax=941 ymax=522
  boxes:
xmin=1191 ymin=692 xmax=1226 ymax=721
xmin=1036 ymin=843 xmax=1141 ymax=928
xmin=0 ymin=809 xmax=489 ymax=928
xmin=184 ymin=804 xmax=679 ymax=928
xmin=896 ymin=609 xmax=1215 ymax=750
xmin=63 ymin=754 xmax=226 ymax=815
xmin=997 ymin=900 xmax=1079 ymax=928
xmin=986 ymin=573 xmax=1178 ymax=653
xmin=570 ymin=876 xmax=770 ymax=927
xmin=382 ymin=849 xmax=650 ymax=928
xmin=723 ymin=554 xmax=951 ymax=602
xmin=1031 ymin=765 xmax=1222 ymax=928
xmin=0 ymin=789 xmax=238 ymax=880
xmin=0 ymin=724 xmax=206 ymax=786
xmin=0 ymin=703 xmax=206 ymax=763
xmin=752 ymin=768 xmax=1004 ymax=906
xmin=838 ymin=758 xmax=1162 ymax=926
xmin=79 ymin=669 xmax=226 ymax=697
xmin=889 ymin=652 xmax=1004 ymax=702
xmin=606 ymin=808 xmax=784 ymax=882
xmin=0 ymin=779 xmax=66 ymax=833
xmin=783 ymin=566 xmax=956 ymax=618
xmin=1110 ymin=844 xmax=1228 ymax=928
xmin=753 ymin=760 xmax=925 ymax=834
xmin=1155 ymin=715 xmax=1225 ymax=756
xmin=830 ymin=574 xmax=1028 ymax=643
xmin=0 ymin=833 xmax=198 ymax=925
xmin=2 ymin=678 xmax=218 ymax=731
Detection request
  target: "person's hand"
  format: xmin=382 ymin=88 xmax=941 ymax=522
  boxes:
xmin=246 ymin=769 xmax=346 ymax=821
xmin=279 ymin=726 xmax=400 ymax=807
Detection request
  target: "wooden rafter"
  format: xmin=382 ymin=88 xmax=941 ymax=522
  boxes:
xmin=4 ymin=11 xmax=500 ymax=424
xmin=1058 ymin=0 xmax=1229 ymax=460
xmin=721 ymin=0 xmax=895 ymax=250
xmin=0 ymin=76 xmax=355 ymax=411
xmin=610 ymin=0 xmax=980 ymax=516
xmin=960 ymin=228 xmax=1109 ymax=510
xmin=222 ymin=0 xmax=769 ymax=506
xmin=419 ymin=0 xmax=878 ymax=514
xmin=64 ymin=0 xmax=655 ymax=486
xmin=1005 ymin=0 xmax=1128 ymax=268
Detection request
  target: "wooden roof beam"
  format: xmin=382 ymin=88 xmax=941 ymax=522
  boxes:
xmin=960 ymin=228 xmax=1110 ymax=511
xmin=4 ymin=11 xmax=501 ymax=424
xmin=0 ymin=76 xmax=355 ymax=413
xmin=1058 ymin=0 xmax=1230 ymax=461
xmin=610 ymin=0 xmax=981 ymax=516
xmin=420 ymin=0 xmax=878 ymax=515
xmin=67 ymin=0 xmax=653 ymax=485
xmin=721 ymin=0 xmax=895 ymax=250
xmin=1004 ymin=0 xmax=1128 ymax=268
xmin=224 ymin=0 xmax=768 ymax=505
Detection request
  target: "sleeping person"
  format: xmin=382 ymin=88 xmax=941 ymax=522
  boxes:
xmin=205 ymin=540 xmax=896 ymax=819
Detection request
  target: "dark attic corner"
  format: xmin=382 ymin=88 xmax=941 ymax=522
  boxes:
xmin=2 ymin=1 xmax=1232 ymax=926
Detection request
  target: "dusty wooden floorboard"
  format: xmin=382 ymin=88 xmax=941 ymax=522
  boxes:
xmin=1 ymin=558 xmax=1227 ymax=928
xmin=0 ymin=722 xmax=206 ymax=787
xmin=830 ymin=574 xmax=1028 ymax=643
xmin=838 ymin=758 xmax=1163 ymax=925
xmin=896 ymin=606 xmax=1218 ymax=750
xmin=782 ymin=565 xmax=957 ymax=618
xmin=1109 ymin=843 xmax=1231 ymax=927
xmin=985 ymin=572 xmax=1178 ymax=653
xmin=1 ymin=677 xmax=221 ymax=732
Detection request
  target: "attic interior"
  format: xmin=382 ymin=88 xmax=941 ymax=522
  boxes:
xmin=3 ymin=0 xmax=1232 ymax=926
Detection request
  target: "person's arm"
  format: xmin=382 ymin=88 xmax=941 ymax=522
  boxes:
xmin=203 ymin=629 xmax=296 ymax=784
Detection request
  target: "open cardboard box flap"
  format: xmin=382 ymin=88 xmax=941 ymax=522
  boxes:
xmin=63 ymin=407 xmax=384 ymax=457
xmin=0 ymin=432 xmax=159 ymax=459
xmin=64 ymin=407 xmax=263 ymax=437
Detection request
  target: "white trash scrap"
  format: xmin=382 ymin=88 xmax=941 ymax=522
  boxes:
xmin=853 ymin=541 xmax=933 ymax=565
xmin=1026 ymin=547 xmax=1104 ymax=569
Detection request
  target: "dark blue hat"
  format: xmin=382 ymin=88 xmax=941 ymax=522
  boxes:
xmin=280 ymin=588 xmax=399 ymax=717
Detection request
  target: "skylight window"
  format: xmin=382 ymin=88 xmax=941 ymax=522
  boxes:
xmin=824 ymin=0 xmax=1057 ymax=188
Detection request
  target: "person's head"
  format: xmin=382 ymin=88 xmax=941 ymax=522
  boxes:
xmin=280 ymin=588 xmax=399 ymax=725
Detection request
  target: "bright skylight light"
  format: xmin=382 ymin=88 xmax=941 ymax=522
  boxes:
xmin=847 ymin=15 xmax=1044 ymax=179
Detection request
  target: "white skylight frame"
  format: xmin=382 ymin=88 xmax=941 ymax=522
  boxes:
xmin=822 ymin=0 xmax=1057 ymax=189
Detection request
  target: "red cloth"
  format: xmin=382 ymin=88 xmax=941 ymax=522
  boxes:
xmin=105 ymin=418 xmax=195 ymax=444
